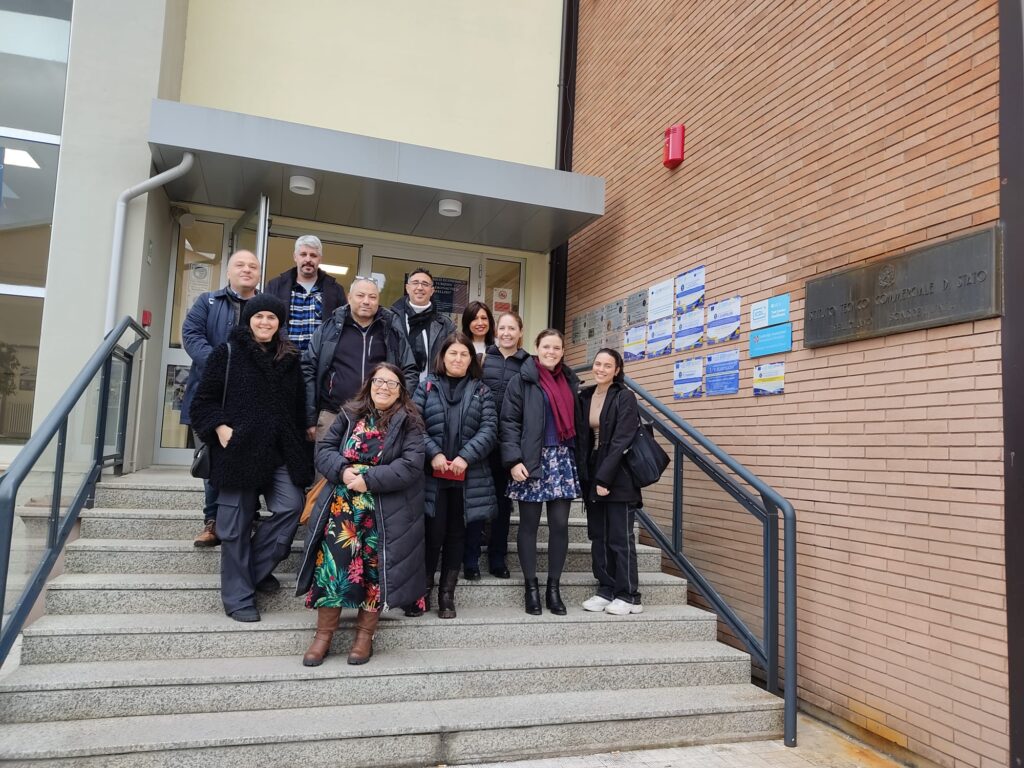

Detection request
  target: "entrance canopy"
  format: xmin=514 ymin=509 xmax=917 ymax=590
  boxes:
xmin=148 ymin=100 xmax=604 ymax=253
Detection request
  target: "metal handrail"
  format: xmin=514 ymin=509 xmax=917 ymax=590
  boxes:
xmin=575 ymin=366 xmax=798 ymax=746
xmin=0 ymin=316 xmax=148 ymax=664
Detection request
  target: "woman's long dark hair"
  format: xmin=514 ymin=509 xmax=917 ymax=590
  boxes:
xmin=461 ymin=301 xmax=495 ymax=347
xmin=343 ymin=363 xmax=423 ymax=431
xmin=433 ymin=332 xmax=483 ymax=379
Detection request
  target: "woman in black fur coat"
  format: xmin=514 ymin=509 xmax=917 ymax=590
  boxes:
xmin=189 ymin=294 xmax=312 ymax=622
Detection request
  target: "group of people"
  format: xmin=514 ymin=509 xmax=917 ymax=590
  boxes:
xmin=181 ymin=236 xmax=645 ymax=669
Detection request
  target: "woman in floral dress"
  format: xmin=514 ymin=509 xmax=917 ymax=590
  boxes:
xmin=295 ymin=363 xmax=425 ymax=666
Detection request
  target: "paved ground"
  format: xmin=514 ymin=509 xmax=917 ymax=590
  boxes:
xmin=465 ymin=714 xmax=906 ymax=768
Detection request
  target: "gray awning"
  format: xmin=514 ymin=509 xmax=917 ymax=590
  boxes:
xmin=148 ymin=100 xmax=604 ymax=253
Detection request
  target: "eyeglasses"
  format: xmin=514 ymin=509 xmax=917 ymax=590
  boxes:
xmin=354 ymin=275 xmax=379 ymax=287
xmin=407 ymin=280 xmax=433 ymax=288
xmin=370 ymin=377 xmax=401 ymax=391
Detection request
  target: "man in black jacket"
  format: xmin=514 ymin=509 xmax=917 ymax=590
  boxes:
xmin=302 ymin=277 xmax=419 ymax=441
xmin=263 ymin=235 xmax=347 ymax=352
xmin=390 ymin=268 xmax=455 ymax=383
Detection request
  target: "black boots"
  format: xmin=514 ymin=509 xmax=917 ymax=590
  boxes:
xmin=524 ymin=577 xmax=542 ymax=615
xmin=404 ymin=574 xmax=433 ymax=617
xmin=546 ymin=578 xmax=567 ymax=615
xmin=437 ymin=569 xmax=459 ymax=619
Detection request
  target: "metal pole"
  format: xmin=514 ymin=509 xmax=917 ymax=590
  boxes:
xmin=764 ymin=503 xmax=780 ymax=694
xmin=784 ymin=505 xmax=798 ymax=747
xmin=672 ymin=445 xmax=683 ymax=554
xmin=47 ymin=421 xmax=68 ymax=550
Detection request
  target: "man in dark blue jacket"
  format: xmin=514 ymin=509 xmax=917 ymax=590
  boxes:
xmin=302 ymin=277 xmax=419 ymax=442
xmin=180 ymin=250 xmax=260 ymax=546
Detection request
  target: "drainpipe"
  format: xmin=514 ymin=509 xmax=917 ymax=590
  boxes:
xmin=105 ymin=152 xmax=195 ymax=334
xmin=549 ymin=0 xmax=579 ymax=330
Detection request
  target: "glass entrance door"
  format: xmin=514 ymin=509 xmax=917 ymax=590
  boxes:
xmin=369 ymin=249 xmax=479 ymax=329
xmin=153 ymin=218 xmax=230 ymax=465
xmin=231 ymin=195 xmax=270 ymax=283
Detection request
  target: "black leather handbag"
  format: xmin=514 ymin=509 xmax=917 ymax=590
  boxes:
xmin=623 ymin=418 xmax=670 ymax=487
xmin=189 ymin=343 xmax=231 ymax=480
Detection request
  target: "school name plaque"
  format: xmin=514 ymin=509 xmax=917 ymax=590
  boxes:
xmin=804 ymin=227 xmax=1002 ymax=348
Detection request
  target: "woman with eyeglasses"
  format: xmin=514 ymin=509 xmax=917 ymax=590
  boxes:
xmin=579 ymin=348 xmax=643 ymax=615
xmin=501 ymin=328 xmax=586 ymax=616
xmin=189 ymin=294 xmax=312 ymax=623
xmin=461 ymin=300 xmax=495 ymax=362
xmin=408 ymin=332 xmax=497 ymax=618
xmin=295 ymin=362 xmax=426 ymax=666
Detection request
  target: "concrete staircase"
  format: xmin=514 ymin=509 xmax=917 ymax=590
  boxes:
xmin=0 ymin=470 xmax=783 ymax=766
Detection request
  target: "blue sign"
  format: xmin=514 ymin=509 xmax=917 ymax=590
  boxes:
xmin=749 ymin=322 xmax=793 ymax=358
xmin=706 ymin=349 xmax=739 ymax=396
xmin=750 ymin=293 xmax=791 ymax=330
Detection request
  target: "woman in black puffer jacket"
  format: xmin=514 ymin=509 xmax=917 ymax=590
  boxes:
xmin=295 ymin=362 xmax=426 ymax=667
xmin=578 ymin=348 xmax=644 ymax=616
xmin=189 ymin=294 xmax=312 ymax=624
xmin=411 ymin=332 xmax=497 ymax=619
xmin=472 ymin=311 xmax=530 ymax=579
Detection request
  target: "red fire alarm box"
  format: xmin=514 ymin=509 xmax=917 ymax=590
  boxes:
xmin=663 ymin=124 xmax=685 ymax=168
xmin=141 ymin=309 xmax=153 ymax=328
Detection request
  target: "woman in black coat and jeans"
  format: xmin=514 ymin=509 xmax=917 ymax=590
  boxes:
xmin=189 ymin=294 xmax=312 ymax=623
xmin=501 ymin=328 xmax=586 ymax=616
xmin=579 ymin=348 xmax=643 ymax=615
xmin=295 ymin=362 xmax=426 ymax=666
xmin=411 ymin=332 xmax=497 ymax=619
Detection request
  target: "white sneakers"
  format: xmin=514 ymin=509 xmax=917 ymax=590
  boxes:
xmin=582 ymin=595 xmax=611 ymax=612
xmin=604 ymin=598 xmax=643 ymax=615
xmin=581 ymin=595 xmax=643 ymax=615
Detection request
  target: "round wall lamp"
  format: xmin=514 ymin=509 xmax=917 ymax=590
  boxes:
xmin=289 ymin=175 xmax=316 ymax=196
xmin=170 ymin=206 xmax=195 ymax=229
xmin=438 ymin=198 xmax=462 ymax=217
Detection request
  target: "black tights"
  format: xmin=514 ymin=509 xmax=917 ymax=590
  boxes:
xmin=516 ymin=499 xmax=571 ymax=581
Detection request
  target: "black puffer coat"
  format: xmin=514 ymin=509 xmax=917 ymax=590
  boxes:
xmin=500 ymin=357 xmax=587 ymax=484
xmin=413 ymin=375 xmax=497 ymax=523
xmin=189 ymin=327 xmax=312 ymax=491
xmin=579 ymin=382 xmax=643 ymax=505
xmin=482 ymin=346 xmax=529 ymax=417
xmin=294 ymin=408 xmax=426 ymax=610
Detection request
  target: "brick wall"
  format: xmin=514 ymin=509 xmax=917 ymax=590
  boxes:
xmin=566 ymin=2 xmax=1005 ymax=766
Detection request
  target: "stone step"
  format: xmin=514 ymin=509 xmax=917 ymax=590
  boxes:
xmin=0 ymin=684 xmax=783 ymax=765
xmin=44 ymin=571 xmax=687 ymax=614
xmin=0 ymin=641 xmax=748 ymax=723
xmin=78 ymin=508 xmax=600 ymax=543
xmin=20 ymin=605 xmax=718 ymax=664
xmin=95 ymin=483 xmax=587 ymax=514
xmin=63 ymin=539 xmax=663 ymax=575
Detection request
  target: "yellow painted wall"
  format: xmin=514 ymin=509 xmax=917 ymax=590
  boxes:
xmin=179 ymin=0 xmax=563 ymax=167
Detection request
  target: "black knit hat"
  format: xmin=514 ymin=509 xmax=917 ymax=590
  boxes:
xmin=241 ymin=293 xmax=288 ymax=327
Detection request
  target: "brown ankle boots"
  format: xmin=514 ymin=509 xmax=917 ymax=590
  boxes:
xmin=302 ymin=607 xmax=342 ymax=667
xmin=347 ymin=609 xmax=380 ymax=665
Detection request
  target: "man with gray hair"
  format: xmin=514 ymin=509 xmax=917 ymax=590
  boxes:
xmin=302 ymin=276 xmax=419 ymax=441
xmin=264 ymin=234 xmax=347 ymax=352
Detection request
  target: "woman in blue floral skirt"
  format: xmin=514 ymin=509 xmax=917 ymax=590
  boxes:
xmin=500 ymin=328 xmax=587 ymax=616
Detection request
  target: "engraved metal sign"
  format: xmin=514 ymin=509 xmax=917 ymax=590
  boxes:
xmin=804 ymin=227 xmax=1002 ymax=348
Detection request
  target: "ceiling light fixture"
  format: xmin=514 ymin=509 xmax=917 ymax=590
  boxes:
xmin=3 ymin=148 xmax=39 ymax=169
xmin=438 ymin=198 xmax=462 ymax=217
xmin=320 ymin=264 xmax=350 ymax=276
xmin=289 ymin=175 xmax=316 ymax=196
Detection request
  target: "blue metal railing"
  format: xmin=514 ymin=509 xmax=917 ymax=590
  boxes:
xmin=576 ymin=368 xmax=798 ymax=747
xmin=0 ymin=316 xmax=148 ymax=664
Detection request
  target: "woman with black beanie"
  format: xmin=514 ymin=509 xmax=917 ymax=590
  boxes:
xmin=189 ymin=293 xmax=312 ymax=622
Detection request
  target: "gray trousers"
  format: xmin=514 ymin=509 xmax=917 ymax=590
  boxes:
xmin=216 ymin=465 xmax=303 ymax=614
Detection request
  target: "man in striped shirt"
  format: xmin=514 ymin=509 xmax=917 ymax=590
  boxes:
xmin=264 ymin=235 xmax=348 ymax=353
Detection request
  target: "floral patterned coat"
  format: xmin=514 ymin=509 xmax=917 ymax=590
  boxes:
xmin=294 ymin=407 xmax=426 ymax=610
